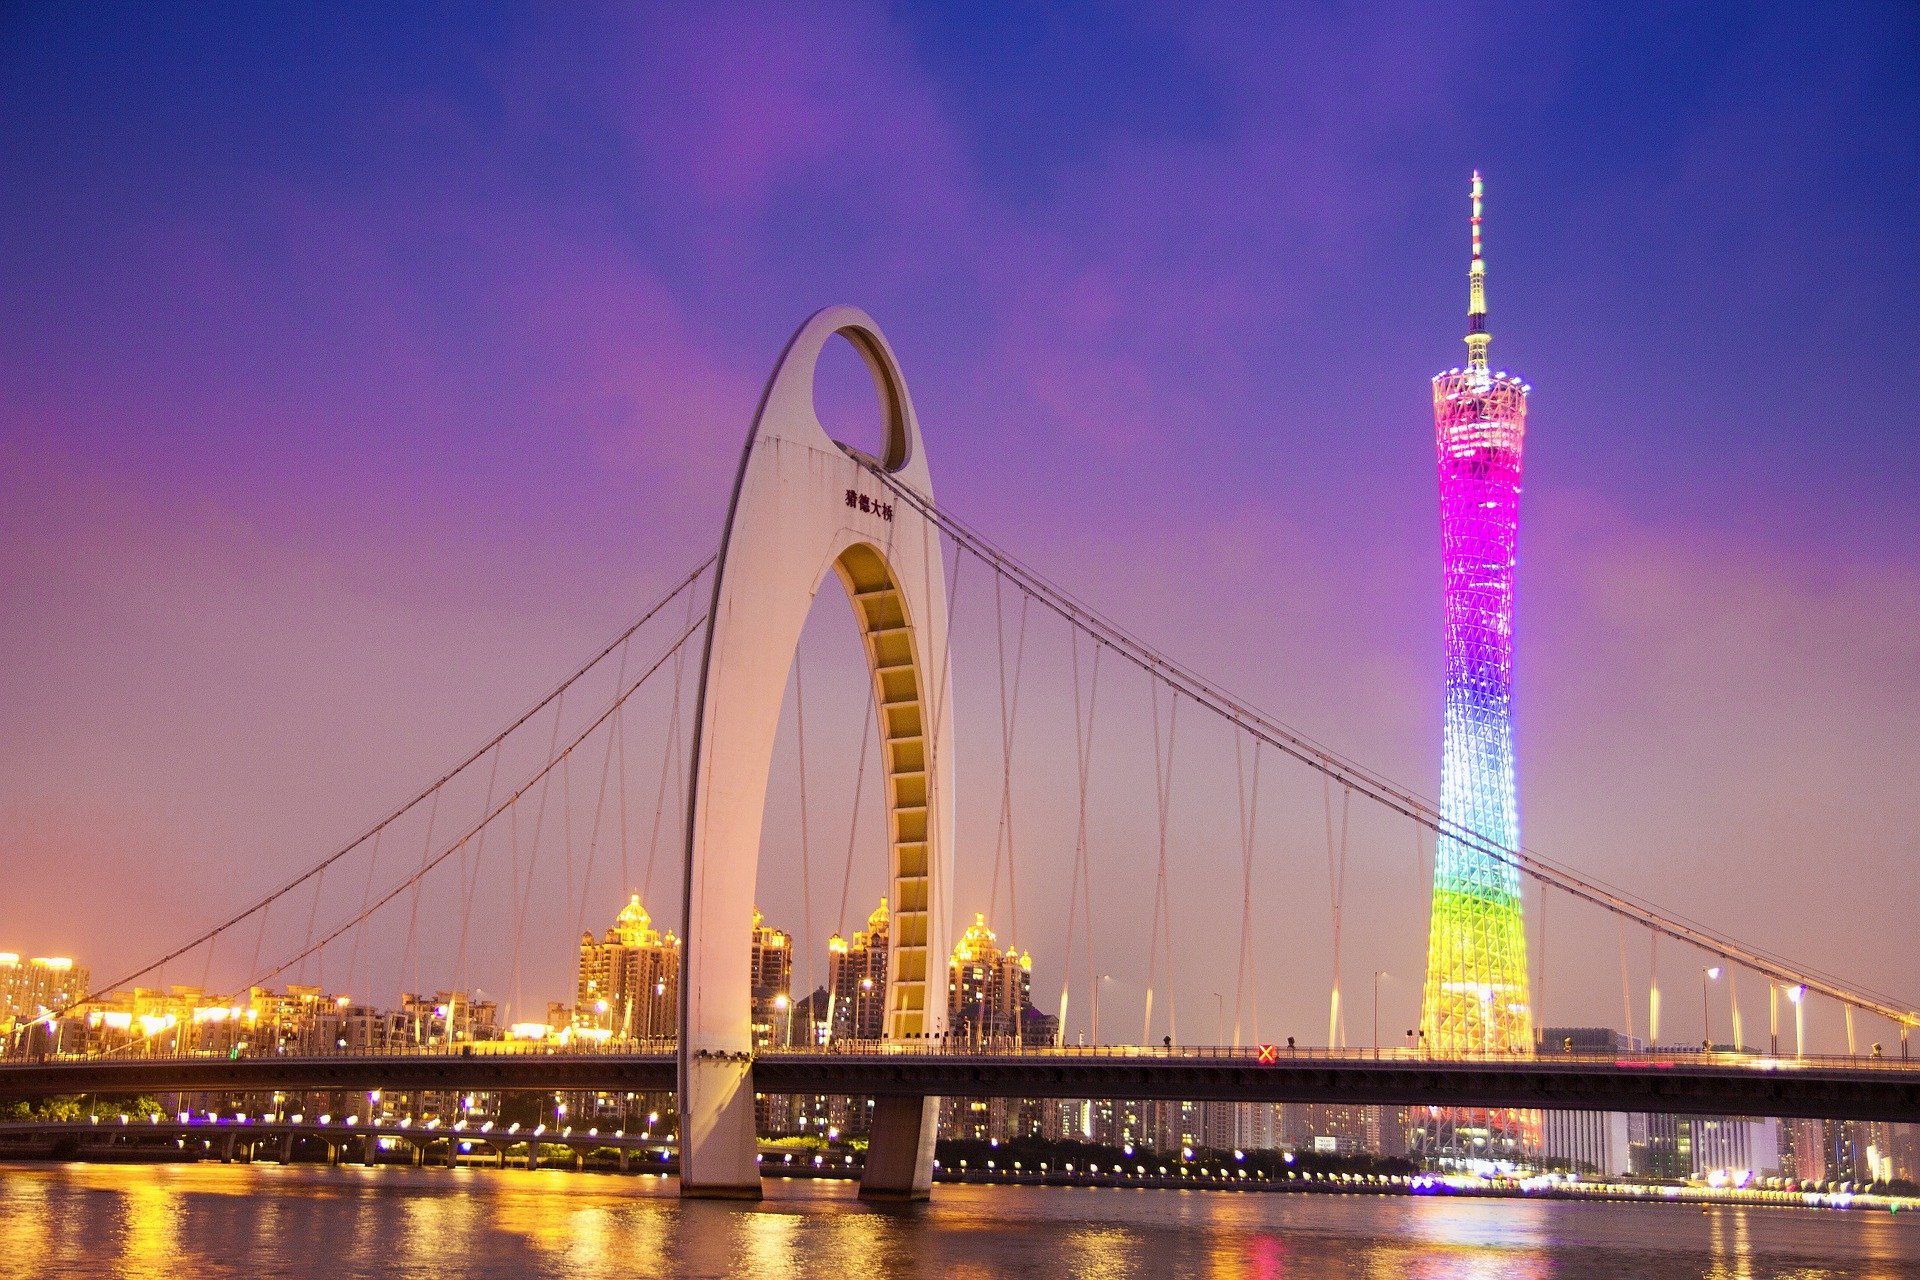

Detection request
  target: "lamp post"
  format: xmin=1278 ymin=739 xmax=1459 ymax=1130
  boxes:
xmin=1788 ymin=984 xmax=1806 ymax=1059
xmin=1701 ymin=967 xmax=1722 ymax=1050
xmin=774 ymin=993 xmax=792 ymax=1048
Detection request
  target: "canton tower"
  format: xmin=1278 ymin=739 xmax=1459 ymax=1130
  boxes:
xmin=1415 ymin=171 xmax=1538 ymax=1164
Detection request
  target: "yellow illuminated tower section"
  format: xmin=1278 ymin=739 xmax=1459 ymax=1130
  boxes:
xmin=1414 ymin=172 xmax=1538 ymax=1166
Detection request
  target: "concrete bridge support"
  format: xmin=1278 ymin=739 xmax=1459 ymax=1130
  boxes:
xmin=679 ymin=306 xmax=955 ymax=1201
xmin=861 ymin=1096 xmax=939 ymax=1200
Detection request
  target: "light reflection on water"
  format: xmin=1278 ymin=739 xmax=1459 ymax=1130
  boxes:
xmin=3 ymin=1163 xmax=1919 ymax=1280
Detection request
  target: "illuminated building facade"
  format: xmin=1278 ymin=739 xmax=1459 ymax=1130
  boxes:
xmin=576 ymin=895 xmax=680 ymax=1042
xmin=1415 ymin=171 xmax=1539 ymax=1164
xmin=827 ymin=898 xmax=890 ymax=1042
xmin=940 ymin=915 xmax=1057 ymax=1141
xmin=748 ymin=908 xmax=793 ymax=1048
xmin=0 ymin=953 xmax=89 ymax=1030
xmin=948 ymin=913 xmax=1053 ymax=1047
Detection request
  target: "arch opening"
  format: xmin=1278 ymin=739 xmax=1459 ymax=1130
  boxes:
xmin=678 ymin=305 xmax=952 ymax=1200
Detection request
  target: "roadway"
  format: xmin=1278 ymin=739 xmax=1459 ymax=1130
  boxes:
xmin=3 ymin=1044 xmax=1917 ymax=1123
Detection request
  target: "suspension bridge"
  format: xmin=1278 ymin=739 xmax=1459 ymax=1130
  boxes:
xmin=4 ymin=306 xmax=1915 ymax=1201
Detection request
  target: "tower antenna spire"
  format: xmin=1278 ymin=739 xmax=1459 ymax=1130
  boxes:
xmin=1466 ymin=169 xmax=1490 ymax=375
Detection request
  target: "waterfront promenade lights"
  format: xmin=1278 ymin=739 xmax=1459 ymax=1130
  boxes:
xmin=1702 ymin=967 xmax=1722 ymax=1049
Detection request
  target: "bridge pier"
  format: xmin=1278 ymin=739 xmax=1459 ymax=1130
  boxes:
xmin=678 ymin=1058 xmax=760 ymax=1198
xmin=859 ymin=1095 xmax=938 ymax=1201
xmin=280 ymin=1134 xmax=294 ymax=1164
xmin=219 ymin=1133 xmax=236 ymax=1163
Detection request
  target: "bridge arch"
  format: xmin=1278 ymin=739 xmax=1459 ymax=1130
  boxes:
xmin=677 ymin=305 xmax=956 ymax=1200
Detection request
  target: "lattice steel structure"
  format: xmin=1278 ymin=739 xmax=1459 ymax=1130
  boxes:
xmin=1415 ymin=172 xmax=1539 ymax=1165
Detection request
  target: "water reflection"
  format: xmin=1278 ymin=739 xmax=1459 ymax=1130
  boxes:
xmin=2 ymin=1165 xmax=1918 ymax=1279
xmin=119 ymin=1179 xmax=183 ymax=1280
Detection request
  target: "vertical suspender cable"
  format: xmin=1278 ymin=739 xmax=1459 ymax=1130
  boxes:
xmin=1233 ymin=736 xmax=1262 ymax=1048
xmin=1059 ymin=632 xmax=1101 ymax=1046
xmin=1326 ymin=780 xmax=1351 ymax=1049
xmin=511 ymin=690 xmax=568 ymax=1020
xmin=454 ymin=741 xmax=503 ymax=1003
xmin=1618 ymin=916 xmax=1636 ymax=1044
xmin=402 ymin=789 xmax=440 ymax=1003
xmin=908 ymin=536 xmax=963 ymax=1041
xmin=794 ymin=653 xmax=816 ymax=1011
xmin=568 ymin=633 xmax=637 ymax=940
xmin=1143 ymin=686 xmax=1179 ymax=1046
xmin=988 ymin=580 xmax=1030 ymax=943
xmin=1649 ymin=929 xmax=1662 ymax=1046
xmin=575 ymin=636 xmax=635 ymax=938
xmin=824 ymin=676 xmax=875 ymax=1043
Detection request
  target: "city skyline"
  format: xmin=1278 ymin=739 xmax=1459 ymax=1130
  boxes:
xmin=3 ymin=4 xmax=1917 ymax=1059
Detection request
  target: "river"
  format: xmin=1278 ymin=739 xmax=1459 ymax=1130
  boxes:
xmin=3 ymin=1162 xmax=1918 ymax=1278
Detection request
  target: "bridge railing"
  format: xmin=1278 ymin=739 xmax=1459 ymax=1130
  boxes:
xmin=3 ymin=1036 xmax=1915 ymax=1072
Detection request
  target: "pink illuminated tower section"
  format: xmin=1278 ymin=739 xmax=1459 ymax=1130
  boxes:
xmin=1414 ymin=171 xmax=1538 ymax=1165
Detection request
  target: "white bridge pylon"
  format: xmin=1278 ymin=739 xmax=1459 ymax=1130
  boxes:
xmin=677 ymin=305 xmax=956 ymax=1200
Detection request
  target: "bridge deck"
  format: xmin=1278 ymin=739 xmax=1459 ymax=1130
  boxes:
xmin=2 ymin=1046 xmax=1916 ymax=1124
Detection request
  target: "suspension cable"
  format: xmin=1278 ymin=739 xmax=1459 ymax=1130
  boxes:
xmin=858 ymin=462 xmax=1918 ymax=1027
xmin=228 ymin=614 xmax=707 ymax=999
xmin=51 ymin=556 xmax=714 ymax=1021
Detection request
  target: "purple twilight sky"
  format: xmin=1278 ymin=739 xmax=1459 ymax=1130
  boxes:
xmin=3 ymin=4 xmax=1917 ymax=1047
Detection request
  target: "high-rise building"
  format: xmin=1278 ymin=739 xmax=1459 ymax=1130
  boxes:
xmin=1289 ymin=1103 xmax=1388 ymax=1156
xmin=1415 ymin=171 xmax=1538 ymax=1166
xmin=1535 ymin=1029 xmax=1641 ymax=1176
xmin=947 ymin=913 xmax=1056 ymax=1047
xmin=826 ymin=897 xmax=890 ymax=1042
xmin=0 ymin=953 xmax=91 ymax=1029
xmin=938 ymin=915 xmax=1058 ymax=1141
xmin=749 ymin=908 xmax=794 ymax=1047
xmin=575 ymin=895 xmax=679 ymax=1041
xmin=1543 ymin=1111 xmax=1632 ymax=1176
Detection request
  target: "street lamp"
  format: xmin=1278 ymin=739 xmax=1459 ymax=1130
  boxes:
xmin=1788 ymin=984 xmax=1806 ymax=1059
xmin=1701 ymin=967 xmax=1722 ymax=1050
xmin=774 ymin=993 xmax=792 ymax=1047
